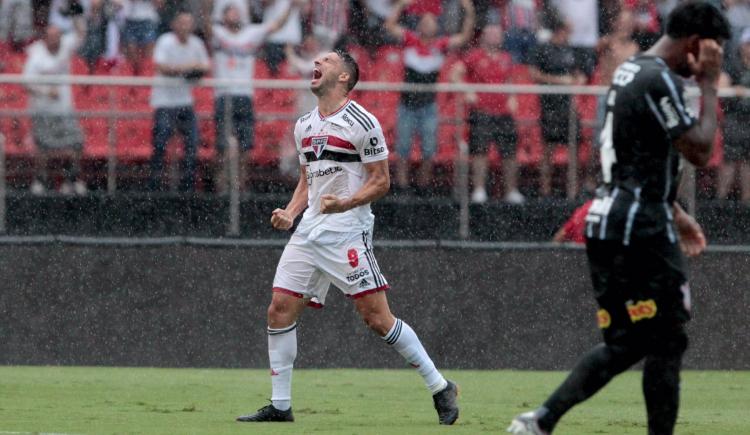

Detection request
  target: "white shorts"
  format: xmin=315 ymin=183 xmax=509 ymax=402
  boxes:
xmin=272 ymin=230 xmax=389 ymax=308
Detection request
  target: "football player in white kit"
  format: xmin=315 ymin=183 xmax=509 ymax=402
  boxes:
xmin=236 ymin=50 xmax=459 ymax=425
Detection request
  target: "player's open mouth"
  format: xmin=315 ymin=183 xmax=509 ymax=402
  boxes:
xmin=312 ymin=69 xmax=322 ymax=80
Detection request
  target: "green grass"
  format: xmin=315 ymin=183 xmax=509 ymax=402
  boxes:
xmin=0 ymin=367 xmax=747 ymax=435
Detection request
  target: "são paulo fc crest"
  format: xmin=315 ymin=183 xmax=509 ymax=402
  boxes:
xmin=347 ymin=248 xmax=359 ymax=268
xmin=311 ymin=136 xmax=328 ymax=158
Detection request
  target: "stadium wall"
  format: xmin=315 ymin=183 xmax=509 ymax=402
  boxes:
xmin=1 ymin=241 xmax=747 ymax=370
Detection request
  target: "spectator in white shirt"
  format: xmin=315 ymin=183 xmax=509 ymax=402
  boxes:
xmin=121 ymin=0 xmax=159 ymax=76
xmin=49 ymin=0 xmax=92 ymax=34
xmin=551 ymin=0 xmax=599 ymax=78
xmin=212 ymin=0 xmax=250 ymax=25
xmin=262 ymin=0 xmax=305 ymax=75
xmin=0 ymin=0 xmax=34 ymax=51
xmin=149 ymin=10 xmax=210 ymax=192
xmin=211 ymin=1 xmax=299 ymax=191
xmin=23 ymin=21 xmax=88 ymax=196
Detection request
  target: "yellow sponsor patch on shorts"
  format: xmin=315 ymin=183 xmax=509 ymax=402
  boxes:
xmin=627 ymin=299 xmax=657 ymax=323
xmin=597 ymin=309 xmax=611 ymax=329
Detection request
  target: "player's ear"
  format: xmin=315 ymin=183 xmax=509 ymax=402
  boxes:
xmin=338 ymin=71 xmax=350 ymax=85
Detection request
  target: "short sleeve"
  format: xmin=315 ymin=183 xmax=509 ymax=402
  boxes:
xmin=194 ymin=37 xmax=210 ymax=66
xmin=294 ymin=120 xmax=307 ymax=165
xmin=358 ymin=119 xmax=389 ymax=164
xmin=645 ymin=70 xmax=697 ymax=140
xmin=153 ymin=35 xmax=168 ymax=64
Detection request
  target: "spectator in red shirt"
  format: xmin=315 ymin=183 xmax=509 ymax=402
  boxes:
xmin=385 ymin=0 xmax=475 ymax=194
xmin=552 ymin=199 xmax=593 ymax=244
xmin=451 ymin=24 xmax=523 ymax=204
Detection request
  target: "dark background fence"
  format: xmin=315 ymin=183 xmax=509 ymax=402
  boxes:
xmin=1 ymin=240 xmax=747 ymax=370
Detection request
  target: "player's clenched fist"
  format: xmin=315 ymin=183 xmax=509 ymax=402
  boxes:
xmin=270 ymin=208 xmax=293 ymax=230
xmin=320 ymin=194 xmax=351 ymax=214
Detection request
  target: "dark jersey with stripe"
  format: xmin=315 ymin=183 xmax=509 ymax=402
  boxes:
xmin=586 ymin=55 xmax=698 ymax=245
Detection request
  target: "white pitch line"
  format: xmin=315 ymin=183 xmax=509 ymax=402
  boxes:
xmin=0 ymin=431 xmax=83 ymax=435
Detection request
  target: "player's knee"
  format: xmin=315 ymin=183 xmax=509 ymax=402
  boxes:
xmin=267 ymin=301 xmax=293 ymax=327
xmin=361 ymin=311 xmax=391 ymax=336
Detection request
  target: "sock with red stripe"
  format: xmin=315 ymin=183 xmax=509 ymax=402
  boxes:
xmin=383 ymin=318 xmax=448 ymax=394
xmin=268 ymin=322 xmax=297 ymax=411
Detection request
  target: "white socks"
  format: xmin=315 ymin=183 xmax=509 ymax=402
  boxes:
xmin=268 ymin=323 xmax=297 ymax=411
xmin=383 ymin=318 xmax=448 ymax=394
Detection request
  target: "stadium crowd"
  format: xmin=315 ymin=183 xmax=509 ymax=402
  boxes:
xmin=0 ymin=0 xmax=749 ymax=202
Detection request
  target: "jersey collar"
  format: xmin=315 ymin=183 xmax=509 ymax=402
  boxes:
xmin=318 ymin=99 xmax=351 ymax=120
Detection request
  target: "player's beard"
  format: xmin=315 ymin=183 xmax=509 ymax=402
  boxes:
xmin=311 ymin=75 xmax=335 ymax=97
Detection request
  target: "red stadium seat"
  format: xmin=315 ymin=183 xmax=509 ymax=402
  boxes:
xmin=115 ymin=118 xmax=153 ymax=161
xmin=80 ymin=117 xmax=110 ymax=159
xmin=0 ymin=83 xmax=27 ymax=110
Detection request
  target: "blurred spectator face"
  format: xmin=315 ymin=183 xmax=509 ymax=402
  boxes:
xmin=302 ymin=34 xmax=321 ymax=56
xmin=481 ymin=25 xmax=504 ymax=50
xmin=615 ymin=10 xmax=636 ymax=36
xmin=551 ymin=23 xmax=571 ymax=44
xmin=172 ymin=12 xmax=195 ymax=42
xmin=417 ymin=13 xmax=439 ymax=39
xmin=44 ymin=26 xmax=63 ymax=54
xmin=223 ymin=5 xmax=242 ymax=30
xmin=310 ymin=51 xmax=345 ymax=96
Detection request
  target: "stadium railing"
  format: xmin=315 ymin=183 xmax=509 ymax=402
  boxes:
xmin=0 ymin=73 xmax=740 ymax=237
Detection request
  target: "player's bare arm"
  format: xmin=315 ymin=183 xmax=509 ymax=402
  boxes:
xmin=674 ymin=39 xmax=724 ymax=166
xmin=321 ymin=160 xmax=390 ymax=214
xmin=271 ymin=165 xmax=308 ymax=230
xmin=447 ymin=0 xmax=476 ymax=49
xmin=673 ymin=202 xmax=707 ymax=257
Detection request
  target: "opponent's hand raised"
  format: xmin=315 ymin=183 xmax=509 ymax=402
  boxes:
xmin=688 ymin=39 xmax=724 ymax=86
xmin=271 ymin=208 xmax=294 ymax=231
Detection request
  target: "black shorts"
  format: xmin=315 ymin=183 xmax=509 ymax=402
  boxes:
xmin=468 ymin=111 xmax=518 ymax=156
xmin=540 ymin=108 xmax=581 ymax=145
xmin=586 ymin=238 xmax=690 ymax=346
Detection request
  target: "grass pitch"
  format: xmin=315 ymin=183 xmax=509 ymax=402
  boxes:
xmin=0 ymin=367 xmax=747 ymax=435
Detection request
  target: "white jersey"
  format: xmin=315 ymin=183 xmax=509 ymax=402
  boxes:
xmin=293 ymin=99 xmax=388 ymax=236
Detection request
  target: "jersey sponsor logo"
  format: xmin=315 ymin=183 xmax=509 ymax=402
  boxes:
xmin=612 ymin=61 xmax=641 ymax=86
xmin=300 ymin=112 xmax=312 ymax=122
xmin=597 ymin=309 xmax=611 ymax=329
xmin=347 ymin=248 xmax=359 ymax=268
xmin=307 ymin=166 xmax=343 ymax=183
xmin=659 ymin=96 xmax=680 ymax=129
xmin=305 ymin=124 xmax=312 ymax=133
xmin=346 ymin=268 xmax=371 ymax=283
xmin=311 ymin=136 xmax=327 ymax=157
xmin=364 ymin=146 xmax=386 ymax=157
xmin=369 ymin=137 xmax=379 ymax=147
xmin=627 ymin=299 xmax=657 ymax=323
xmin=359 ymin=278 xmax=371 ymax=289
xmin=341 ymin=113 xmax=355 ymax=127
